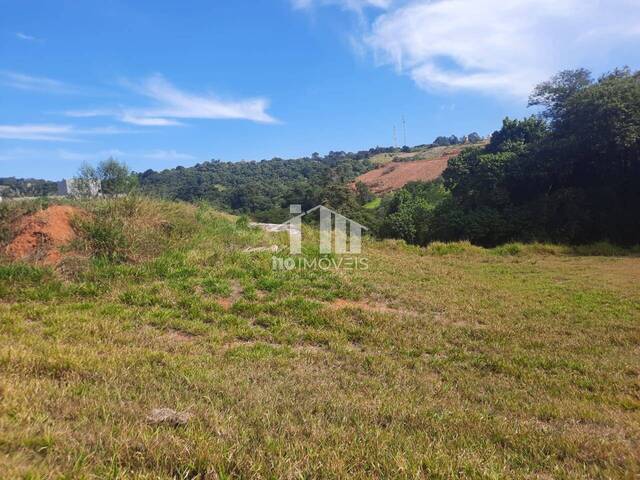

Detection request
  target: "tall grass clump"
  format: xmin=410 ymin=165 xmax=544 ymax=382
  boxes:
xmin=74 ymin=196 xmax=199 ymax=263
xmin=425 ymin=241 xmax=482 ymax=256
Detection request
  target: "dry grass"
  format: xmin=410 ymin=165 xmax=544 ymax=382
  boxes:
xmin=0 ymin=200 xmax=639 ymax=478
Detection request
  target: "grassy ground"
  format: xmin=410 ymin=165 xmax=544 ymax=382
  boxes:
xmin=363 ymin=197 xmax=381 ymax=209
xmin=1 ymin=199 xmax=639 ymax=479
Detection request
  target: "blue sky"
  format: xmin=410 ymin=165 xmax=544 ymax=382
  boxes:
xmin=1 ymin=0 xmax=639 ymax=180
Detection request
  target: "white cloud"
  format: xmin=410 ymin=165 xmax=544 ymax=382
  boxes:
xmin=330 ymin=0 xmax=640 ymax=97
xmin=0 ymin=124 xmax=132 ymax=142
xmin=0 ymin=147 xmax=197 ymax=169
xmin=0 ymin=124 xmax=76 ymax=142
xmin=16 ymin=32 xmax=39 ymax=41
xmin=119 ymin=114 xmax=183 ymax=126
xmin=66 ymin=74 xmax=277 ymax=126
xmin=0 ymin=71 xmax=79 ymax=95
xmin=54 ymin=148 xmax=195 ymax=162
xmin=292 ymin=0 xmax=392 ymax=11
xmin=138 ymin=149 xmax=196 ymax=161
xmin=64 ymin=109 xmax=113 ymax=118
xmin=129 ymin=74 xmax=277 ymax=124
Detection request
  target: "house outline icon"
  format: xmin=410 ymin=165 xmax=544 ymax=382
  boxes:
xmin=278 ymin=204 xmax=368 ymax=255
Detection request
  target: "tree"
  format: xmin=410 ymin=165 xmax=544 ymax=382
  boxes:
xmin=433 ymin=136 xmax=451 ymax=146
xmin=427 ymin=67 xmax=640 ymax=246
xmin=73 ymin=162 xmax=100 ymax=198
xmin=378 ymin=180 xmax=449 ymax=245
xmin=528 ymin=68 xmax=593 ymax=122
xmin=73 ymin=158 xmax=138 ymax=198
xmin=467 ymin=132 xmax=482 ymax=143
xmin=355 ymin=181 xmax=374 ymax=205
xmin=97 ymin=158 xmax=138 ymax=196
xmin=487 ymin=116 xmax=548 ymax=154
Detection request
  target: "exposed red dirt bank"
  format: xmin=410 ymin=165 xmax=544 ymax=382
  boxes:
xmin=356 ymin=149 xmax=461 ymax=194
xmin=5 ymin=205 xmax=83 ymax=265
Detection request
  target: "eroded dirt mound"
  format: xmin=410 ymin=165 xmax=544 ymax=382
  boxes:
xmin=5 ymin=205 xmax=83 ymax=265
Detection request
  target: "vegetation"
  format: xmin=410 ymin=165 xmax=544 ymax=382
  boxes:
xmin=72 ymin=196 xmax=198 ymax=263
xmin=433 ymin=132 xmax=482 ymax=146
xmin=4 ymin=67 xmax=640 ymax=252
xmin=377 ymin=180 xmax=449 ymax=245
xmin=75 ymin=158 xmax=138 ymax=197
xmin=137 ymin=149 xmax=385 ymax=221
xmin=1 ymin=196 xmax=639 ymax=478
xmin=0 ymin=177 xmax=56 ymax=198
xmin=377 ymin=68 xmax=640 ymax=247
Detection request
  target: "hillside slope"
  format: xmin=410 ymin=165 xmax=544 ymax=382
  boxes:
xmin=1 ymin=198 xmax=639 ymax=478
xmin=356 ymin=144 xmax=483 ymax=194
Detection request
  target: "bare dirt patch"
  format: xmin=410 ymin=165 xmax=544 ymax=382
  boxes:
xmin=217 ymin=280 xmax=243 ymax=310
xmin=4 ymin=205 xmax=83 ymax=265
xmin=356 ymin=149 xmax=461 ymax=194
xmin=160 ymin=329 xmax=197 ymax=344
xmin=329 ymin=298 xmax=404 ymax=315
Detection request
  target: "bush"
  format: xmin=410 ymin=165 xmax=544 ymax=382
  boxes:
xmin=75 ymin=215 xmax=128 ymax=262
xmin=492 ymin=243 xmax=524 ymax=256
xmin=74 ymin=196 xmax=198 ymax=263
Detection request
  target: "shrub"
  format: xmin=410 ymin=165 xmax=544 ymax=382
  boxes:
xmin=492 ymin=243 xmax=524 ymax=256
xmin=75 ymin=215 xmax=128 ymax=262
xmin=74 ymin=196 xmax=198 ymax=263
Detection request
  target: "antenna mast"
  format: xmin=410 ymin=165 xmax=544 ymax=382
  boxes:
xmin=393 ymin=125 xmax=397 ymax=148
xmin=402 ymin=115 xmax=407 ymax=146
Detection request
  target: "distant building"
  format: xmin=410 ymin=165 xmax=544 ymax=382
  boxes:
xmin=57 ymin=178 xmax=101 ymax=197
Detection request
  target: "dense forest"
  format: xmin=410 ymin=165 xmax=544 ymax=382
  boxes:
xmin=378 ymin=68 xmax=640 ymax=246
xmin=0 ymin=177 xmax=57 ymax=198
xmin=137 ymin=148 xmax=388 ymax=222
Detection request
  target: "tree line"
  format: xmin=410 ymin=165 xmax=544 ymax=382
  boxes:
xmin=20 ymin=66 xmax=638 ymax=247
xmin=376 ymin=68 xmax=640 ymax=246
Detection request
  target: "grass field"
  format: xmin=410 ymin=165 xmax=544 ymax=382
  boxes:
xmin=1 ymin=199 xmax=639 ymax=478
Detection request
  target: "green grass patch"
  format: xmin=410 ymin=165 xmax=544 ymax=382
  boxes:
xmin=1 ymin=198 xmax=639 ymax=478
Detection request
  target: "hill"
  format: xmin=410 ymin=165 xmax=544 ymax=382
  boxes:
xmin=1 ymin=197 xmax=639 ymax=478
xmin=137 ymin=148 xmax=390 ymax=217
xmin=356 ymin=144 xmax=483 ymax=195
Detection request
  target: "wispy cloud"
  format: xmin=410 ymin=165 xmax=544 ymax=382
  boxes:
xmin=0 ymin=147 xmax=197 ymax=172
xmin=133 ymin=75 xmax=277 ymax=124
xmin=292 ymin=0 xmax=391 ymax=12
xmin=65 ymin=109 xmax=184 ymax=126
xmin=369 ymin=0 xmax=640 ymax=97
xmin=119 ymin=114 xmax=184 ymax=126
xmin=304 ymin=0 xmax=640 ymax=98
xmin=0 ymin=71 xmax=79 ymax=94
xmin=54 ymin=148 xmax=195 ymax=162
xmin=0 ymin=124 xmax=76 ymax=142
xmin=0 ymin=124 xmax=133 ymax=142
xmin=66 ymin=74 xmax=277 ymax=126
xmin=16 ymin=32 xmax=39 ymax=41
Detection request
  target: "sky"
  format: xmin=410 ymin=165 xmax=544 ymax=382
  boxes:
xmin=1 ymin=0 xmax=639 ymax=180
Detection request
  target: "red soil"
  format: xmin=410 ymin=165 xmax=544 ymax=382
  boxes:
xmin=357 ymin=149 xmax=461 ymax=194
xmin=5 ymin=205 xmax=83 ymax=265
